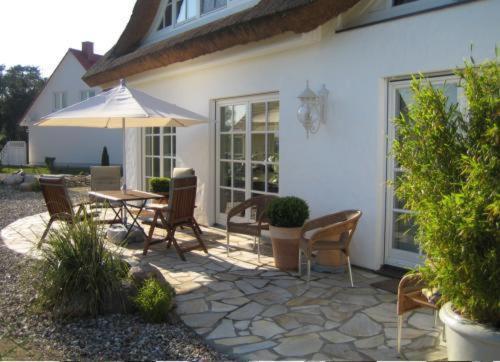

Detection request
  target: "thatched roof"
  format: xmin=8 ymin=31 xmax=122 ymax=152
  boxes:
xmin=83 ymin=0 xmax=360 ymax=86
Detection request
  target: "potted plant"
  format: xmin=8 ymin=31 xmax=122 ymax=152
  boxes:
xmin=267 ymin=196 xmax=309 ymax=271
xmin=392 ymin=56 xmax=499 ymax=360
xmin=149 ymin=177 xmax=170 ymax=204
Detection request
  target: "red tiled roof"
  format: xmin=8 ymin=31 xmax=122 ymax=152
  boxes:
xmin=69 ymin=48 xmax=103 ymax=70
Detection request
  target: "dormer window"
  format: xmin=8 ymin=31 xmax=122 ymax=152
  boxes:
xmin=393 ymin=0 xmax=419 ymax=5
xmin=157 ymin=0 xmax=227 ymax=31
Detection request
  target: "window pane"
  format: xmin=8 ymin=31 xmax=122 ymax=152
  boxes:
xmin=267 ymin=133 xmax=279 ymax=163
xmin=233 ymin=134 xmax=245 ymax=160
xmin=393 ymin=171 xmax=406 ymax=210
xmin=153 ymin=127 xmax=160 ymax=135
xmin=145 ymin=127 xmax=152 ymax=135
xmin=153 ymin=158 xmax=160 ymax=177
xmin=220 ymin=188 xmax=231 ymax=214
xmin=145 ymin=136 xmax=152 ymax=155
xmin=233 ymin=104 xmax=246 ymax=131
xmin=176 ymin=0 xmax=196 ymax=22
xmin=251 ymin=102 xmax=266 ymax=131
xmin=145 ymin=157 xmax=152 ymax=177
xmin=233 ymin=190 xmax=245 ymax=216
xmin=201 ymin=0 xmax=226 ymax=14
xmin=163 ymin=127 xmax=172 ymax=134
xmin=163 ymin=158 xmax=172 ymax=178
xmin=251 ymin=163 xmax=265 ymax=192
xmin=233 ymin=162 xmax=245 ymax=189
xmin=268 ymin=101 xmax=279 ymax=131
xmin=164 ymin=136 xmax=172 ymax=156
xmin=220 ymin=162 xmax=231 ymax=187
xmin=164 ymin=1 xmax=173 ymax=27
xmin=220 ymin=106 xmax=232 ymax=132
xmin=153 ymin=136 xmax=160 ymax=156
xmin=392 ymin=213 xmax=418 ymax=252
xmin=267 ymin=164 xmax=279 ymax=193
xmin=251 ymin=134 xmax=265 ymax=161
xmin=220 ymin=134 xmax=231 ymax=159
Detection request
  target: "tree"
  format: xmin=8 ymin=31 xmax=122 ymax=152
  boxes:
xmin=0 ymin=65 xmax=45 ymax=141
xmin=101 ymin=146 xmax=110 ymax=166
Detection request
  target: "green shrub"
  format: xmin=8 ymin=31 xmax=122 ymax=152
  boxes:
xmin=149 ymin=177 xmax=170 ymax=193
xmin=392 ymin=56 xmax=499 ymax=326
xmin=31 ymin=178 xmax=41 ymax=192
xmin=32 ymin=215 xmax=129 ymax=317
xmin=44 ymin=156 xmax=56 ymax=171
xmin=134 ymin=278 xmax=175 ymax=323
xmin=267 ymin=196 xmax=309 ymax=228
xmin=101 ymin=146 xmax=110 ymax=166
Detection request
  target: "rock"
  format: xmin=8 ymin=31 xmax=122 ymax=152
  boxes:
xmin=339 ymin=313 xmax=382 ymax=337
xmin=128 ymin=263 xmax=164 ymax=285
xmin=23 ymin=174 xmax=37 ymax=183
xmin=19 ymin=182 xmax=35 ymax=191
xmin=3 ymin=172 xmax=24 ymax=185
xmin=107 ymin=224 xmax=145 ymax=244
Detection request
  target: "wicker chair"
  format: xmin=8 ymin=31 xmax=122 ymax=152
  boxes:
xmin=226 ymin=195 xmax=277 ymax=261
xmin=397 ymin=273 xmax=440 ymax=353
xmin=142 ymin=176 xmax=207 ymax=260
xmin=298 ymin=210 xmax=362 ymax=286
xmin=38 ymin=176 xmax=90 ymax=247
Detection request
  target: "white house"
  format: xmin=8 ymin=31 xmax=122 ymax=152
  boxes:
xmin=21 ymin=42 xmax=122 ymax=167
xmin=83 ymin=0 xmax=500 ymax=271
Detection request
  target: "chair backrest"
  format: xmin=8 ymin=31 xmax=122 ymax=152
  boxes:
xmin=166 ymin=176 xmax=197 ymax=224
xmin=90 ymin=166 xmax=121 ymax=191
xmin=39 ymin=176 xmax=74 ymax=219
xmin=303 ymin=209 xmax=362 ymax=250
xmin=227 ymin=194 xmax=278 ymax=222
xmin=172 ymin=167 xmax=195 ymax=178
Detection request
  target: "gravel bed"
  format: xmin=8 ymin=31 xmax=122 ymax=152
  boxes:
xmin=0 ymin=185 xmax=229 ymax=361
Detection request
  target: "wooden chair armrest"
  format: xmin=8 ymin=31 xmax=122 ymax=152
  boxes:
xmin=146 ymin=203 xmax=169 ymax=211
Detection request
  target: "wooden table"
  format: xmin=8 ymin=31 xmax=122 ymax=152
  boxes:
xmin=88 ymin=190 xmax=164 ymax=239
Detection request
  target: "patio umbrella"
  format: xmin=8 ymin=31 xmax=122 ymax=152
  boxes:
xmin=36 ymin=80 xmax=208 ymax=189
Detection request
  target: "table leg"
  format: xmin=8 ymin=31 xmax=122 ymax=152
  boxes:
xmin=122 ymin=200 xmax=148 ymax=241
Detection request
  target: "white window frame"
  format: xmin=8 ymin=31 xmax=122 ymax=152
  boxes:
xmin=385 ymin=74 xmax=462 ymax=268
xmin=80 ymin=89 xmax=96 ymax=101
xmin=215 ymin=93 xmax=279 ymax=225
xmin=157 ymin=0 xmax=227 ymax=31
xmin=53 ymin=91 xmax=67 ymax=111
xmin=142 ymin=127 xmax=177 ymax=191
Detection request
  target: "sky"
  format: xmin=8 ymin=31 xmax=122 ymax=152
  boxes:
xmin=0 ymin=0 xmax=137 ymax=77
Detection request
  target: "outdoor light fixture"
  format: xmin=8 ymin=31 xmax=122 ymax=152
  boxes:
xmin=297 ymin=81 xmax=329 ymax=138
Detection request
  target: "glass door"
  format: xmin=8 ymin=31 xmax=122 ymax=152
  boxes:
xmin=216 ymin=95 xmax=279 ymax=225
xmin=385 ymin=76 xmax=460 ymax=268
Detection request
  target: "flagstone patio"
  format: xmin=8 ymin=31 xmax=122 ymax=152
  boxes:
xmin=1 ymin=212 xmax=447 ymax=361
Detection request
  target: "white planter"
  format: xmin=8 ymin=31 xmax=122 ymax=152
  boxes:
xmin=439 ymin=302 xmax=500 ymax=361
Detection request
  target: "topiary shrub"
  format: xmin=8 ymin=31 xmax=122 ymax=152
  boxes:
xmin=44 ymin=157 xmax=56 ymax=171
xmin=267 ymin=196 xmax=310 ymax=228
xmin=133 ymin=278 xmax=175 ymax=323
xmin=32 ymin=215 xmax=129 ymax=317
xmin=101 ymin=146 xmax=110 ymax=166
xmin=392 ymin=56 xmax=499 ymax=326
xmin=149 ymin=177 xmax=170 ymax=194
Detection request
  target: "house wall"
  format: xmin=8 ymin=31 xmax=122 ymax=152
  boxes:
xmin=23 ymin=52 xmax=122 ymax=166
xmin=124 ymin=0 xmax=499 ymax=270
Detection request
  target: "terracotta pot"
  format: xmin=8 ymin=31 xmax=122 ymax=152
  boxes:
xmin=440 ymin=302 xmax=500 ymax=361
xmin=269 ymin=225 xmax=301 ymax=271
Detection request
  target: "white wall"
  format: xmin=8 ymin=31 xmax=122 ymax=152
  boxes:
xmin=124 ymin=0 xmax=499 ymax=270
xmin=23 ymin=52 xmax=122 ymax=166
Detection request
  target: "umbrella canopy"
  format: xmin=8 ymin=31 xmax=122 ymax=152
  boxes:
xmin=36 ymin=80 xmax=208 ymax=128
xmin=35 ymin=80 xmax=208 ymax=190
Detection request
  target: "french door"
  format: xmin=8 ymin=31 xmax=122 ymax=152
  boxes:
xmin=385 ymin=76 xmax=461 ymax=268
xmin=215 ymin=94 xmax=280 ymax=225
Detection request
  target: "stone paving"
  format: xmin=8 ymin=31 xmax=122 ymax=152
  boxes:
xmin=1 ymin=212 xmax=447 ymax=361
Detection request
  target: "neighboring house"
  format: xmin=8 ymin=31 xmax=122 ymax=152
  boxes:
xmin=83 ymin=0 xmax=499 ymax=271
xmin=21 ymin=42 xmax=122 ymax=167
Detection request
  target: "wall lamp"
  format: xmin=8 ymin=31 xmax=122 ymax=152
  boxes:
xmin=297 ymin=81 xmax=329 ymax=138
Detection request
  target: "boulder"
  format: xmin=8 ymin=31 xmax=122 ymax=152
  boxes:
xmin=3 ymin=172 xmax=24 ymax=185
xmin=19 ymin=182 xmax=35 ymax=191
xmin=128 ymin=263 xmax=164 ymax=285
xmin=23 ymin=174 xmax=37 ymax=183
xmin=106 ymin=224 xmax=145 ymax=244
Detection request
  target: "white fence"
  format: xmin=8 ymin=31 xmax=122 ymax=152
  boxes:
xmin=0 ymin=141 xmax=27 ymax=166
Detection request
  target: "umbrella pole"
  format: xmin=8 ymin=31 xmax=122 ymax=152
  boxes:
xmin=121 ymin=118 xmax=127 ymax=225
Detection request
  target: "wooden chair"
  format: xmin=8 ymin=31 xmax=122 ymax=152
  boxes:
xmin=142 ymin=176 xmax=207 ymax=260
xmin=397 ymin=273 xmax=440 ymax=353
xmin=38 ymin=176 xmax=89 ymax=247
xmin=298 ymin=210 xmax=362 ymax=286
xmin=226 ymin=195 xmax=278 ymax=261
xmin=90 ymin=166 xmax=122 ymax=222
xmin=172 ymin=167 xmax=202 ymax=234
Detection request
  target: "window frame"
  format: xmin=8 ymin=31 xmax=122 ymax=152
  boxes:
xmin=215 ymin=93 xmax=280 ymax=225
xmin=53 ymin=91 xmax=67 ymax=111
xmin=156 ymin=0 xmax=227 ymax=31
xmin=80 ymin=89 xmax=96 ymax=102
xmin=385 ymin=74 xmax=462 ymax=268
xmin=142 ymin=127 xmax=177 ymax=191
